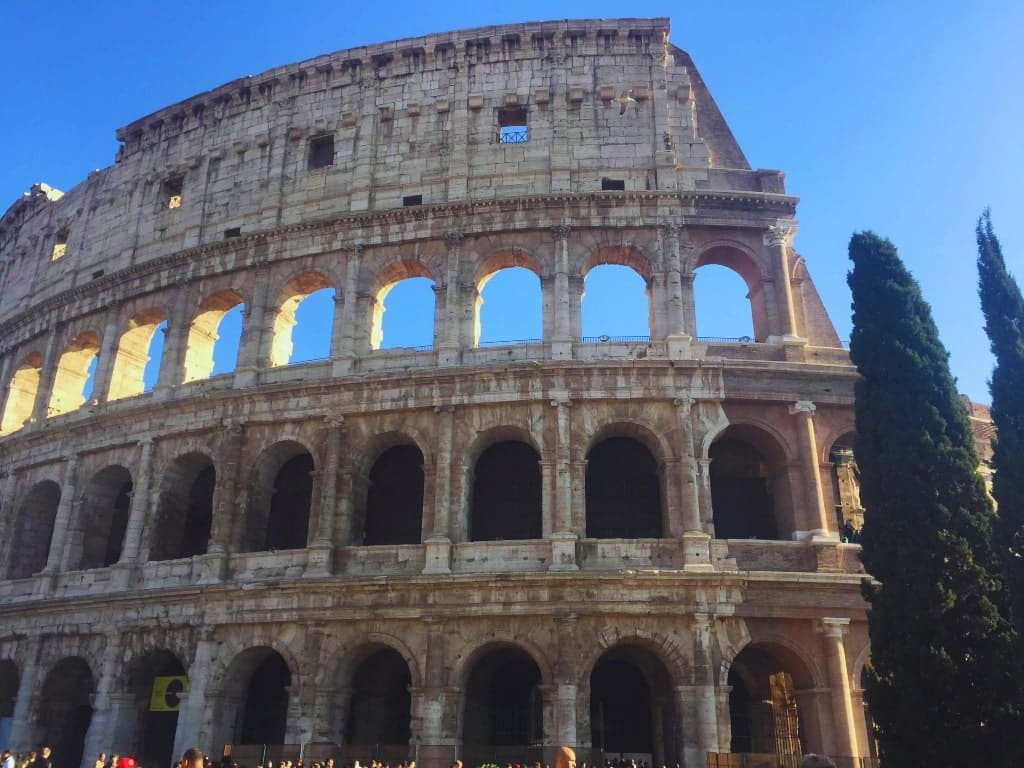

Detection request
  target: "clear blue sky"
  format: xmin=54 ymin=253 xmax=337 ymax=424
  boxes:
xmin=3 ymin=1 xmax=1022 ymax=403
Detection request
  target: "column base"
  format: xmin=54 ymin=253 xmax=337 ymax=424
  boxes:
xmin=422 ymin=536 xmax=452 ymax=574
xmin=436 ymin=347 xmax=462 ymax=367
xmin=331 ymin=357 xmax=356 ymax=376
xmin=232 ymin=367 xmax=260 ymax=389
xmin=682 ymin=531 xmax=715 ymax=571
xmin=193 ymin=549 xmax=229 ymax=584
xmin=667 ymin=334 xmax=694 ymax=359
xmin=551 ymin=340 xmax=573 ymax=360
xmin=304 ymin=542 xmax=335 ymax=577
xmin=33 ymin=570 xmax=58 ymax=597
xmin=110 ymin=561 xmax=138 ymax=590
xmin=548 ymin=532 xmax=579 ymax=571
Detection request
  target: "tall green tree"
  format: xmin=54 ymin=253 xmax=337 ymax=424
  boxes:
xmin=848 ymin=231 xmax=1017 ymax=767
xmin=977 ymin=209 xmax=1024 ymax=637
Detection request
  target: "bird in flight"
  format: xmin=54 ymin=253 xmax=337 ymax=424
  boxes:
xmin=613 ymin=89 xmax=637 ymax=115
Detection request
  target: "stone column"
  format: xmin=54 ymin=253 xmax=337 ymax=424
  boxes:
xmin=789 ymin=401 xmax=834 ymax=540
xmin=0 ymin=469 xmax=17 ymax=574
xmin=549 ymin=396 xmax=577 ymax=570
xmin=328 ymin=292 xmax=347 ymax=361
xmin=8 ymin=640 xmax=41 ymax=752
xmin=661 ymin=224 xmax=686 ymax=338
xmin=173 ymin=628 xmax=216 ymax=759
xmin=568 ymin=277 xmax=584 ymax=343
xmin=419 ymin=619 xmax=449 ymax=765
xmin=766 ymin=223 xmax=800 ymax=340
xmin=569 ymin=460 xmax=587 ymax=537
xmin=234 ymin=264 xmax=271 ymax=388
xmin=692 ymin=615 xmax=721 ymax=759
xmin=677 ymin=397 xmax=712 ymax=569
xmin=82 ymin=633 xmax=123 ymax=763
xmin=308 ymin=415 xmax=345 ymax=575
xmin=820 ymin=618 xmax=859 ymax=758
xmin=696 ymin=458 xmax=714 ymax=535
xmin=334 ymin=244 xmax=362 ymax=374
xmin=42 ymin=452 xmax=80 ymax=575
xmin=91 ymin=316 xmax=120 ymax=404
xmin=112 ymin=438 xmax=156 ymax=586
xmin=199 ymin=421 xmax=243 ymax=582
xmin=31 ymin=326 xmax=62 ymax=425
xmin=438 ymin=232 xmax=463 ymax=366
xmin=423 ymin=406 xmax=454 ymax=574
xmin=680 ymin=230 xmax=697 ymax=338
xmin=551 ymin=225 xmax=573 ymax=358
xmin=155 ymin=292 xmax=191 ymax=396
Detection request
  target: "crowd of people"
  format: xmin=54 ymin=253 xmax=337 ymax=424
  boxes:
xmin=2 ymin=747 xmax=54 ymax=768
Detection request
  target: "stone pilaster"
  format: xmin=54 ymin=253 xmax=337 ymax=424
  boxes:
xmin=234 ymin=263 xmax=271 ymax=388
xmin=334 ymin=244 xmax=363 ymax=374
xmin=551 ymin=224 xmax=573 ymax=358
xmin=112 ymin=437 xmax=156 ymax=586
xmin=549 ymin=394 xmax=578 ymax=570
xmin=31 ymin=326 xmax=62 ymax=425
xmin=42 ymin=452 xmax=80 ymax=577
xmin=92 ymin=316 xmax=120 ymax=404
xmin=789 ymin=400 xmax=834 ymax=540
xmin=819 ymin=618 xmax=859 ymax=758
xmin=308 ymin=415 xmax=345 ymax=575
xmin=766 ymin=222 xmax=803 ymax=343
xmin=8 ymin=639 xmax=41 ymax=752
xmin=438 ymin=231 xmax=463 ymax=366
xmin=423 ymin=406 xmax=454 ymax=574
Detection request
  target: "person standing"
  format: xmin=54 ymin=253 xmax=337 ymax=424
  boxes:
xmin=33 ymin=747 xmax=53 ymax=768
xmin=180 ymin=748 xmax=205 ymax=768
xmin=2 ymin=749 xmax=16 ymax=768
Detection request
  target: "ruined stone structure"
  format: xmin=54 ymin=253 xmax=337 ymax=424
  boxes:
xmin=0 ymin=19 xmax=874 ymax=768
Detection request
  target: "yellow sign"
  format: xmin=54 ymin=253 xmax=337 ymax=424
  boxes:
xmin=150 ymin=676 xmax=188 ymax=712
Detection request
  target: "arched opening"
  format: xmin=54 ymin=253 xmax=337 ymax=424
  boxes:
xmin=243 ymin=442 xmax=314 ymax=553
xmin=126 ymin=650 xmax=187 ymax=768
xmin=0 ymin=660 xmax=18 ymax=749
xmin=228 ymin=648 xmax=291 ymax=746
xmin=470 ymin=440 xmax=542 ymax=541
xmin=693 ymin=264 xmax=755 ymax=340
xmin=475 ymin=265 xmax=542 ymax=346
xmin=75 ymin=465 xmax=133 ymax=570
xmin=183 ymin=290 xmax=245 ymax=382
xmin=697 ymin=247 xmax=768 ymax=341
xmin=48 ymin=331 xmax=101 ymax=416
xmin=344 ymin=647 xmax=412 ymax=748
xmin=37 ymin=657 xmax=94 ymax=768
xmin=362 ymin=444 xmax=424 ymax=545
xmin=582 ymin=251 xmax=652 ymax=339
xmin=372 ymin=273 xmax=436 ymax=350
xmin=150 ymin=453 xmax=216 ymax=561
xmin=710 ymin=426 xmax=791 ymax=540
xmin=586 ymin=437 xmax=663 ymax=538
xmin=1 ymin=351 xmax=43 ymax=435
xmin=590 ymin=645 xmax=677 ymax=765
xmin=462 ymin=646 xmax=542 ymax=750
xmin=271 ymin=273 xmax=335 ymax=366
xmin=727 ymin=643 xmax=814 ymax=760
xmin=7 ymin=480 xmax=61 ymax=579
xmin=830 ymin=433 xmax=863 ymax=541
xmin=108 ymin=308 xmax=168 ymax=401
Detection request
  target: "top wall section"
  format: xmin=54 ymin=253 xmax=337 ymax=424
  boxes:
xmin=0 ymin=18 xmax=778 ymax=318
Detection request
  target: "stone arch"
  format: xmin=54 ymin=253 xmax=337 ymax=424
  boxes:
xmin=270 ymin=270 xmax=336 ymax=367
xmin=210 ymin=635 xmax=304 ymax=695
xmin=467 ymin=427 xmax=543 ymax=542
xmin=369 ymin=259 xmax=437 ymax=350
xmin=329 ymin=632 xmax=424 ymax=692
xmin=241 ymin=439 xmax=316 ymax=552
xmin=1 ymin=350 xmax=43 ymax=435
xmin=352 ymin=433 xmax=426 ymax=547
xmin=472 ymin=247 xmax=543 ymax=347
xmin=575 ymin=630 xmax=689 ymax=688
xmin=75 ymin=464 xmax=134 ymax=570
xmin=7 ymin=480 xmax=61 ymax=579
xmin=721 ymin=634 xmax=825 ymax=690
xmin=850 ymin=641 xmax=872 ymax=689
xmin=450 ymin=636 xmax=555 ymax=690
xmin=149 ymin=451 xmax=216 ymax=561
xmin=213 ymin=645 xmax=295 ymax=748
xmin=183 ymin=289 xmax=246 ymax=382
xmin=696 ymin=241 xmax=770 ymax=341
xmin=465 ymin=424 xmax=544 ymax=466
xmin=118 ymin=648 xmax=187 ymax=767
xmin=48 ymin=330 xmax=101 ymax=416
xmin=709 ymin=422 xmax=795 ymax=540
xmin=108 ymin=306 xmax=169 ymax=401
xmin=583 ymin=419 xmax=675 ymax=463
xmin=36 ymin=656 xmax=95 ymax=768
xmin=351 ymin=427 xmax=433 ymax=475
xmin=581 ymin=244 xmax=655 ymax=339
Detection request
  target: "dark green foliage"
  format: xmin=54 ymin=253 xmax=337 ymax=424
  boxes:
xmin=848 ymin=231 xmax=1017 ymax=767
xmin=977 ymin=210 xmax=1024 ymax=638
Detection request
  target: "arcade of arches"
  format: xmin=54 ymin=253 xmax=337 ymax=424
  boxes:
xmin=0 ymin=622 xmax=872 ymax=768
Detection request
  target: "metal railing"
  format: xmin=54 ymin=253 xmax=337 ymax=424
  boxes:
xmin=479 ymin=338 xmax=543 ymax=346
xmin=579 ymin=334 xmax=651 ymax=343
xmin=707 ymin=756 xmax=879 ymax=768
xmin=697 ymin=335 xmax=754 ymax=343
xmin=498 ymin=127 xmax=529 ymax=144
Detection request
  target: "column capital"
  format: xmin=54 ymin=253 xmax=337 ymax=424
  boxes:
xmin=137 ymin=436 xmax=155 ymax=448
xmin=433 ymin=404 xmax=455 ymax=415
xmin=323 ymin=414 xmax=346 ymax=429
xmin=673 ymin=394 xmax=696 ymax=413
xmin=766 ymin=221 xmax=797 ymax=247
xmin=819 ymin=616 xmax=851 ymax=638
xmin=550 ymin=223 xmax=572 ymax=240
xmin=223 ymin=418 xmax=246 ymax=436
xmin=443 ymin=229 xmax=464 ymax=249
xmin=660 ymin=221 xmax=683 ymax=238
xmin=342 ymin=242 xmax=365 ymax=256
xmin=789 ymin=399 xmax=817 ymax=416
xmin=549 ymin=396 xmax=572 ymax=408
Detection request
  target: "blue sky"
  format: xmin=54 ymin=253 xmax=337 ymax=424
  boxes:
xmin=3 ymin=1 xmax=1022 ymax=402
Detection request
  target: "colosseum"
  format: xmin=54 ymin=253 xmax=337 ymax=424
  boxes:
xmin=0 ymin=17 xmax=876 ymax=768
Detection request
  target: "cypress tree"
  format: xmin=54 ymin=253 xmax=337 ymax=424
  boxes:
xmin=977 ymin=209 xmax=1024 ymax=639
xmin=847 ymin=231 xmax=1017 ymax=767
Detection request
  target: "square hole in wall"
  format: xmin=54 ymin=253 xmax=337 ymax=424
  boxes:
xmin=164 ymin=176 xmax=184 ymax=209
xmin=403 ymin=194 xmax=423 ymax=207
xmin=224 ymin=227 xmax=241 ymax=239
xmin=497 ymin=106 xmax=529 ymax=144
xmin=308 ymin=134 xmax=335 ymax=169
xmin=601 ymin=177 xmax=626 ymax=191
xmin=51 ymin=227 xmax=69 ymax=261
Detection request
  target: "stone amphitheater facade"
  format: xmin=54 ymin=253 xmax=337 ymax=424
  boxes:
xmin=0 ymin=18 xmax=874 ymax=768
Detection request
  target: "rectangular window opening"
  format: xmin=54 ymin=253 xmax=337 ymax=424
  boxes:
xmin=498 ymin=106 xmax=529 ymax=144
xmin=52 ymin=227 xmax=69 ymax=261
xmin=402 ymin=194 xmax=423 ymax=207
xmin=308 ymin=134 xmax=335 ymax=169
xmin=601 ymin=177 xmax=626 ymax=191
xmin=164 ymin=176 xmax=184 ymax=209
xmin=224 ymin=227 xmax=242 ymax=239
xmin=91 ymin=269 xmax=105 ymax=280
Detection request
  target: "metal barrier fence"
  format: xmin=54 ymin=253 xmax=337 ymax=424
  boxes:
xmin=707 ymin=756 xmax=879 ymax=768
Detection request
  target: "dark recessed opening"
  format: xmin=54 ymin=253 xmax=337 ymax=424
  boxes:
xmin=402 ymin=194 xmax=423 ymax=207
xmin=91 ymin=269 xmax=105 ymax=280
xmin=308 ymin=134 xmax=335 ymax=169
xmin=498 ymin=106 xmax=529 ymax=144
xmin=601 ymin=178 xmax=626 ymax=191
xmin=224 ymin=227 xmax=241 ymax=239
xmin=164 ymin=176 xmax=184 ymax=209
